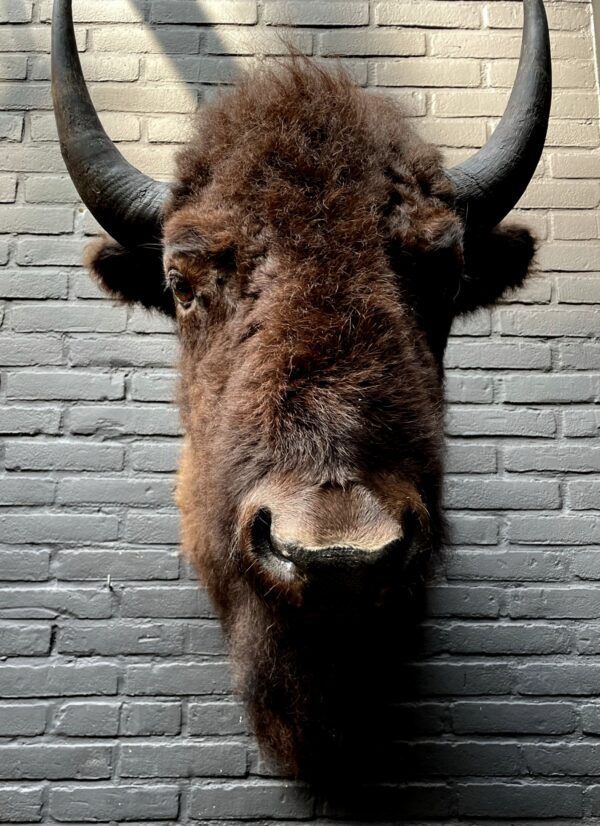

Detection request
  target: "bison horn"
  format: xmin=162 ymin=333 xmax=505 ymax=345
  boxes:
xmin=447 ymin=0 xmax=551 ymax=229
xmin=51 ymin=0 xmax=169 ymax=248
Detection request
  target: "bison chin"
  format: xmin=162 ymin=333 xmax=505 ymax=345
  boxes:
xmin=229 ymin=569 xmax=426 ymax=783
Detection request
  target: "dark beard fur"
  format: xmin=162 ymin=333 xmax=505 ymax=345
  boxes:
xmin=230 ymin=575 xmax=427 ymax=784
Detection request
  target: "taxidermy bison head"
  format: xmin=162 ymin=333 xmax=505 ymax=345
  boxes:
xmin=52 ymin=0 xmax=551 ymax=778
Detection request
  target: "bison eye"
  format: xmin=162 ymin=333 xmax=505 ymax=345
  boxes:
xmin=168 ymin=270 xmax=195 ymax=307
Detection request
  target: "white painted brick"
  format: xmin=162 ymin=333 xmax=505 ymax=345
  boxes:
xmin=0 ymin=114 xmax=23 ymax=142
xmin=556 ymin=277 xmax=600 ymax=304
xmin=488 ymin=59 xmax=596 ymax=90
xmin=550 ymin=152 xmax=600 ymax=179
xmin=319 ymin=30 xmax=426 ymax=57
xmin=40 ymin=0 xmax=146 ymax=23
xmin=92 ymin=26 xmax=200 ymax=54
xmin=553 ymin=212 xmax=599 ymax=241
xmin=0 ymin=175 xmax=17 ymax=204
xmin=153 ymin=0 xmax=257 ymax=24
xmin=0 ymin=55 xmax=26 ymax=80
xmin=204 ymin=28 xmax=312 ymax=56
xmin=376 ymin=2 xmax=480 ymax=28
xmin=0 ymin=1 xmax=33 ymax=23
xmin=263 ymin=1 xmax=367 ymax=27
xmin=429 ymin=31 xmax=522 ymax=59
xmin=374 ymin=59 xmax=481 ymax=88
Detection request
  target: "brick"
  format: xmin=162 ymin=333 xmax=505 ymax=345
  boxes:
xmin=411 ymin=663 xmax=514 ymax=697
xmin=189 ymin=781 xmax=314 ymax=820
xmin=538 ymin=242 xmax=600 ymax=271
xmin=0 ymin=514 xmax=119 ymax=545
xmin=445 ymin=478 xmax=560 ymax=510
xmin=130 ymin=372 xmax=177 ymax=402
xmin=0 ymin=664 xmax=118 ymax=698
xmin=525 ymin=744 xmax=600 ymax=777
xmin=125 ymin=663 xmax=231 ymax=695
xmin=121 ymin=742 xmax=246 ymax=777
xmin=120 ymin=702 xmax=182 ymax=736
xmin=0 ymin=270 xmax=69 ymax=300
xmin=0 ymin=478 xmax=55 ymax=507
xmin=0 ymin=745 xmax=111 ymax=779
xmin=503 ymin=374 xmax=599 ymax=404
xmin=0 ymin=704 xmax=47 ymax=736
xmin=452 ymin=702 xmax=576 ymax=735
xmin=0 ymin=205 xmax=73 ymax=234
xmin=68 ymin=335 xmax=177 ymax=367
xmin=56 ymin=478 xmax=174 ymax=509
xmin=49 ymin=785 xmax=179 ymax=821
xmin=446 ymin=550 xmax=567 ymax=582
xmin=581 ymin=705 xmax=600 ymax=734
xmin=374 ymin=58 xmax=481 ymax=88
xmin=121 ymin=586 xmax=213 ymax=618
xmin=551 ymin=152 xmax=600 ymax=179
xmin=579 ymin=624 xmax=600 ymax=655
xmin=0 ymin=113 xmax=23 ymax=141
xmin=426 ymin=586 xmax=501 ymax=618
xmin=264 ymin=1 xmax=366 ymax=26
xmin=0 ymin=406 xmax=61 ymax=435
xmin=376 ymin=2 xmax=480 ymax=28
xmin=189 ymin=702 xmax=246 ymax=736
xmin=446 ymin=407 xmax=556 ymax=438
xmin=499 ymin=308 xmax=600 ymax=337
xmin=0 ymin=1 xmax=33 ymax=22
xmin=130 ymin=441 xmax=180 ymax=472
xmin=445 ymin=374 xmax=493 ymax=404
xmin=320 ymin=30 xmax=425 ymax=57
xmin=6 ymin=371 xmax=124 ymax=401
xmin=447 ymin=514 xmax=499 ymax=545
xmin=486 ymin=3 xmax=589 ymax=32
xmin=152 ymin=0 xmax=257 ymax=24
xmin=93 ymin=25 xmax=199 ymax=54
xmin=458 ymin=783 xmax=582 ymax=818
xmin=320 ymin=783 xmax=454 ymax=820
xmin=430 ymin=31 xmax=522 ymax=59
xmin=445 ymin=444 xmax=497 ymax=474
xmin=568 ymin=482 xmax=600 ymax=511
xmin=509 ymin=516 xmax=600 ymax=545
xmin=557 ymin=276 xmax=600 ymax=303
xmin=563 ymin=410 xmax=600 ymax=438
xmin=442 ymin=622 xmax=572 ymax=655
xmin=553 ymin=212 xmax=598 ymax=240
xmin=58 ymin=622 xmax=185 ymax=656
xmin=40 ymin=0 xmax=145 ymax=23
xmin=68 ymin=404 xmax=179 ymax=436
xmin=5 ymin=440 xmax=124 ymax=472
xmin=561 ymin=344 xmax=600 ymax=370
xmin=445 ymin=341 xmax=551 ymax=370
xmin=0 ymin=588 xmax=111 ymax=619
xmin=506 ymin=445 xmax=600 ymax=473
xmin=490 ymin=59 xmax=596 ymax=90
xmin=54 ymin=547 xmax=178 ymax=579
xmin=0 ymin=623 xmax=51 ymax=656
xmin=53 ymin=702 xmax=120 ymax=737
xmin=0 ymin=786 xmax=43 ymax=823
xmin=0 ymin=174 xmax=17 ymax=202
xmin=416 ymin=118 xmax=488 ymax=148
xmin=205 ymin=28 xmax=312 ymax=55
xmin=186 ymin=622 xmax=227 ymax=656
xmin=510 ymin=587 xmax=600 ymax=618
xmin=11 ymin=302 xmax=127 ymax=333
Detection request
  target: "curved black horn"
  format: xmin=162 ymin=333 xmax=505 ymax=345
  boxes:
xmin=51 ymin=0 xmax=169 ymax=248
xmin=447 ymin=0 xmax=551 ymax=229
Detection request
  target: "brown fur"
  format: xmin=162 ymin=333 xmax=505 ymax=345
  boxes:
xmin=87 ymin=58 xmax=536 ymax=779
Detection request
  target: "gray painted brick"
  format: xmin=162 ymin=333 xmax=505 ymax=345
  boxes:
xmin=189 ymin=702 xmax=246 ymax=736
xmin=120 ymin=701 xmax=182 ymax=736
xmin=0 ymin=548 xmax=50 ymax=579
xmin=264 ymin=1 xmax=367 ymax=26
xmin=6 ymin=371 xmax=124 ymax=401
xmin=69 ymin=404 xmax=180 ymax=436
xmin=0 ymin=785 xmax=43 ymax=823
xmin=57 ymin=621 xmax=185 ymax=656
xmin=444 ymin=478 xmax=560 ymax=510
xmin=0 ymin=333 xmax=64 ymax=364
xmin=0 ymin=744 xmax=112 ymax=779
xmin=52 ymin=702 xmax=120 ymax=737
xmin=517 ymin=664 xmax=600 ymax=695
xmin=510 ymin=587 xmax=600 ymax=619
xmin=441 ymin=622 xmax=572 ymax=655
xmin=446 ymin=550 xmax=568 ymax=582
xmin=446 ymin=407 xmax=556 ymax=437
xmin=0 ymin=704 xmax=47 ymax=736
xmin=56 ymin=479 xmax=175 ymax=509
xmin=49 ymin=785 xmax=179 ymax=821
xmin=130 ymin=441 xmax=180 ymax=472
xmin=10 ymin=303 xmax=127 ymax=333
xmin=0 ymin=664 xmax=118 ymax=698
xmin=0 ymin=587 xmax=112 ymax=619
xmin=458 ymin=783 xmax=583 ymax=818
xmin=5 ymin=440 xmax=125 ymax=471
xmin=572 ymin=552 xmax=600 ymax=580
xmin=68 ymin=335 xmax=177 ymax=367
xmin=0 ymin=514 xmax=119 ymax=544
xmin=0 ymin=406 xmax=62 ymax=435
xmin=120 ymin=742 xmax=247 ymax=777
xmin=563 ymin=409 xmax=600 ymax=437
xmin=452 ymin=702 xmax=577 ymax=735
xmin=54 ymin=548 xmax=178 ymax=579
xmin=124 ymin=662 xmax=231 ymax=696
xmin=0 ymin=622 xmax=52 ymax=656
xmin=121 ymin=586 xmax=214 ymax=618
xmin=188 ymin=781 xmax=314 ymax=820
xmin=505 ymin=445 xmax=600 ymax=472
xmin=445 ymin=444 xmax=497 ymax=474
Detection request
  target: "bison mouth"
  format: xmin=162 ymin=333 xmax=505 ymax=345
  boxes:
xmin=247 ymin=506 xmax=419 ymax=608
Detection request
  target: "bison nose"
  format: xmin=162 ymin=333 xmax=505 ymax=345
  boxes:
xmin=247 ymin=482 xmax=409 ymax=572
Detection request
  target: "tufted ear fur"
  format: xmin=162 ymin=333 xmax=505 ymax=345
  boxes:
xmin=454 ymin=223 xmax=537 ymax=315
xmin=84 ymin=237 xmax=175 ymax=316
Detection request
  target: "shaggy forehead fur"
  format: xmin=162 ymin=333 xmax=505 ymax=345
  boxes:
xmin=166 ymin=58 xmax=460 ymax=261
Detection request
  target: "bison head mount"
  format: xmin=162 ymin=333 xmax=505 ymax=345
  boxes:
xmin=52 ymin=0 xmax=551 ymax=779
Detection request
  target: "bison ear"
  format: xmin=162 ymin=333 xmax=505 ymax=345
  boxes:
xmin=84 ymin=237 xmax=175 ymax=317
xmin=453 ymin=223 xmax=537 ymax=315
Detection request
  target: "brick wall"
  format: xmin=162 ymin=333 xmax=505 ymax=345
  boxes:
xmin=1 ymin=0 xmax=599 ymax=822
